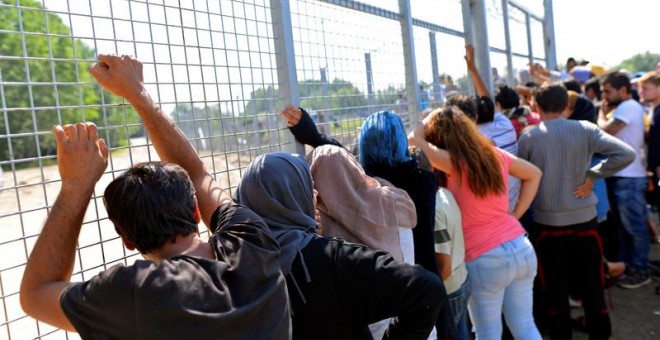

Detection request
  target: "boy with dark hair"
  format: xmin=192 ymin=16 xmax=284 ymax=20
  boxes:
xmin=598 ymin=71 xmax=651 ymax=289
xmin=519 ymin=84 xmax=635 ymax=340
xmin=19 ymin=56 xmax=293 ymax=339
xmin=495 ymin=85 xmax=541 ymax=138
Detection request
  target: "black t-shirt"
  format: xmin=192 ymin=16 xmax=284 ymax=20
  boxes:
xmin=60 ymin=203 xmax=290 ymax=340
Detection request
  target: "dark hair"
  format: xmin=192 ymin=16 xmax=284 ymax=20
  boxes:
xmin=446 ymin=95 xmax=477 ymax=120
xmin=563 ymin=79 xmax=582 ymax=94
xmin=601 ymin=72 xmax=631 ymax=93
xmin=525 ymin=81 xmax=539 ymax=88
xmin=104 ymin=162 xmax=198 ymax=254
xmin=424 ymin=106 xmax=505 ymax=198
xmin=584 ymin=77 xmax=601 ymax=100
xmin=534 ymin=84 xmax=569 ymax=114
xmin=474 ymin=96 xmax=495 ymax=124
xmin=494 ymin=85 xmax=519 ymax=110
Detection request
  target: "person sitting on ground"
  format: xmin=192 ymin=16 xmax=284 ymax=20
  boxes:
xmin=20 ymin=55 xmax=291 ymax=339
xmin=410 ymin=105 xmax=543 ymax=340
xmin=233 ymin=151 xmax=446 ymax=339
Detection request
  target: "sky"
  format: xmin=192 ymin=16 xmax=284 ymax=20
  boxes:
xmin=551 ymin=0 xmax=660 ymax=69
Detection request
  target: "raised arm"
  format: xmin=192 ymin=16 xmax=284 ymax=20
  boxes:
xmin=20 ymin=123 xmax=108 ymax=331
xmin=408 ymin=122 xmax=454 ymax=174
xmin=89 ymin=55 xmax=231 ymax=228
xmin=279 ymin=105 xmax=343 ymax=148
xmin=465 ymin=45 xmax=490 ymax=98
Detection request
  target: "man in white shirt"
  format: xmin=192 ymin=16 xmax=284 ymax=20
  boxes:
xmin=598 ymin=72 xmax=651 ymax=289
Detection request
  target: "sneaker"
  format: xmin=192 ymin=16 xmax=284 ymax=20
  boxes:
xmin=617 ymin=269 xmax=652 ymax=289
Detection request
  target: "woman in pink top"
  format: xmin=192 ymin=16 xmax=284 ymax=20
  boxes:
xmin=411 ymin=106 xmax=542 ymax=340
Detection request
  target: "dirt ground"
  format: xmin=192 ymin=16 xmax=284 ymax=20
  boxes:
xmin=569 ymin=240 xmax=660 ymax=340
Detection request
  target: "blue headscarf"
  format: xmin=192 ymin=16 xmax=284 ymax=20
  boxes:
xmin=359 ymin=111 xmax=412 ymax=170
xmin=233 ymin=152 xmax=318 ymax=275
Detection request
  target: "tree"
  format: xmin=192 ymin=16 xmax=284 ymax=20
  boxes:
xmin=615 ymin=51 xmax=660 ymax=73
xmin=0 ymin=0 xmax=138 ymax=166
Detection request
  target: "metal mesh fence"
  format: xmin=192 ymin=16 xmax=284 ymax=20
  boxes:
xmin=0 ymin=0 xmax=548 ymax=338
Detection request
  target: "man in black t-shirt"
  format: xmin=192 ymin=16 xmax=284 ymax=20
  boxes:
xmin=20 ymin=55 xmax=290 ymax=339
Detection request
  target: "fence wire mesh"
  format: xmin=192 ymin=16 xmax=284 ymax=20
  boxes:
xmin=0 ymin=0 xmax=546 ymax=338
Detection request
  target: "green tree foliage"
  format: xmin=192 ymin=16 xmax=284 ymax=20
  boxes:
xmin=0 ymin=0 xmax=137 ymax=166
xmin=615 ymin=51 xmax=660 ymax=73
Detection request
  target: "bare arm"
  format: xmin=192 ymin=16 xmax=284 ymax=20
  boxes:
xmin=20 ymin=123 xmax=108 ymax=331
xmin=464 ymin=45 xmax=490 ymax=98
xmin=435 ymin=253 xmax=452 ymax=281
xmin=598 ymin=107 xmax=626 ymax=136
xmin=89 ymin=55 xmax=231 ymax=228
xmin=409 ymin=122 xmax=453 ymax=174
xmin=508 ymin=155 xmax=542 ymax=219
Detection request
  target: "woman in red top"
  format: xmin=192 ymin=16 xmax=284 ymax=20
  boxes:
xmin=411 ymin=106 xmax=542 ymax=340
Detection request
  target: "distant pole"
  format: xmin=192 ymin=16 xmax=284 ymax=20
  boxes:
xmin=501 ymin=0 xmax=514 ymax=85
xmin=429 ymin=32 xmax=443 ymax=107
xmin=462 ymin=0 xmax=493 ymax=96
xmin=526 ymin=12 xmax=534 ymax=66
xmin=399 ymin=0 xmax=420 ymax=119
xmin=543 ymin=0 xmax=557 ymax=70
xmin=365 ymin=53 xmax=376 ymax=107
xmin=320 ymin=67 xmax=329 ymax=134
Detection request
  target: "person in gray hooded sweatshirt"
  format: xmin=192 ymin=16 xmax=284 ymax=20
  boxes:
xmin=234 ymin=152 xmax=449 ymax=340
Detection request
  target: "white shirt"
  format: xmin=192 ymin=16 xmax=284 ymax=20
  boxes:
xmin=612 ymin=99 xmax=647 ymax=177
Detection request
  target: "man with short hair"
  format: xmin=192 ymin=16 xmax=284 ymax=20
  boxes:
xmin=19 ymin=55 xmax=291 ymax=339
xmin=598 ymin=72 xmax=652 ymax=289
xmin=518 ymin=84 xmax=634 ymax=340
xmin=639 ymin=72 xmax=660 ymax=242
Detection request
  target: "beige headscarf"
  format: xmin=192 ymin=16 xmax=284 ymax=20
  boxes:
xmin=308 ymin=145 xmax=416 ymax=261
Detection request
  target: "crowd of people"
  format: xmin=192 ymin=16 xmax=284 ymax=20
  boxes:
xmin=17 ymin=47 xmax=660 ymax=340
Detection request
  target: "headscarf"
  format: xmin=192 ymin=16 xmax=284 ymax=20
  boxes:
xmin=359 ymin=111 xmax=412 ymax=173
xmin=308 ymin=145 xmax=416 ymax=261
xmin=233 ymin=152 xmax=318 ymax=275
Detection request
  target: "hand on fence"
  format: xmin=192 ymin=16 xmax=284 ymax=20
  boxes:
xmin=53 ymin=122 xmax=108 ymax=188
xmin=279 ymin=104 xmax=302 ymax=127
xmin=90 ymin=54 xmax=145 ymax=100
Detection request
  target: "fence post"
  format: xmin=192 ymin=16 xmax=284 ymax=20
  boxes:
xmin=270 ymin=0 xmax=305 ymax=154
xmin=501 ymin=0 xmax=514 ymax=85
xmin=429 ymin=32 xmax=443 ymax=107
xmin=462 ymin=0 xmax=493 ymax=96
xmin=543 ymin=0 xmax=557 ymax=70
xmin=365 ymin=53 xmax=376 ymax=107
xmin=526 ymin=12 xmax=534 ymax=66
xmin=320 ymin=67 xmax=330 ymax=134
xmin=399 ymin=0 xmax=419 ymax=124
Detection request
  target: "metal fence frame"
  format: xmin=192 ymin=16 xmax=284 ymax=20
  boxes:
xmin=0 ymin=0 xmax=555 ymax=338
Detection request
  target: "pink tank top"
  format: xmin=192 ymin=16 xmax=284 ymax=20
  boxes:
xmin=446 ymin=148 xmax=525 ymax=261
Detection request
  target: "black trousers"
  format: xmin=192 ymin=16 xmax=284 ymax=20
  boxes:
xmin=287 ymin=237 xmax=454 ymax=340
xmin=534 ymin=219 xmax=611 ymax=340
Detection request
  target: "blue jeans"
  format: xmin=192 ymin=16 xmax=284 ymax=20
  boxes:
xmin=466 ymin=235 xmax=541 ymax=340
xmin=612 ymin=177 xmax=650 ymax=270
xmin=448 ymin=277 xmax=471 ymax=340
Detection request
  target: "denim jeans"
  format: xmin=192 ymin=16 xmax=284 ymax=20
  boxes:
xmin=448 ymin=277 xmax=471 ymax=340
xmin=612 ymin=176 xmax=650 ymax=270
xmin=466 ymin=235 xmax=541 ymax=340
